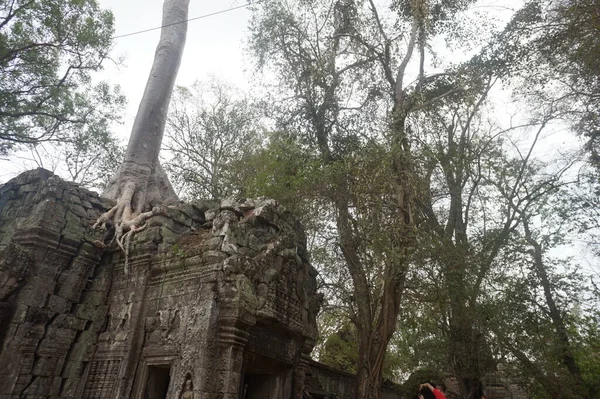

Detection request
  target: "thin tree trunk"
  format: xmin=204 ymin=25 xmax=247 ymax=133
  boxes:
xmin=523 ymin=219 xmax=588 ymax=397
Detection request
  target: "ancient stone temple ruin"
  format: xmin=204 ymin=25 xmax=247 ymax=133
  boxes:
xmin=0 ymin=169 xmax=334 ymax=398
xmin=0 ymin=170 xmax=524 ymax=399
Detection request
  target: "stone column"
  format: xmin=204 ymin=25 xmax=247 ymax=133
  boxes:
xmin=215 ymin=322 xmax=249 ymax=399
xmin=211 ymin=305 xmax=254 ymax=399
xmin=291 ymin=339 xmax=315 ymax=399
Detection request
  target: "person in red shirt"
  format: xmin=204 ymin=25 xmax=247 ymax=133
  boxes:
xmin=419 ymin=382 xmax=447 ymax=399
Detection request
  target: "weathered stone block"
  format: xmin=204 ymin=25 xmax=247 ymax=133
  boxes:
xmin=17 ymin=353 xmax=36 ymax=374
xmin=178 ymin=203 xmax=206 ymax=223
xmin=134 ymin=226 xmax=162 ymax=244
xmin=3 ymin=322 xmax=19 ymax=341
xmin=25 ymin=307 xmax=53 ymax=325
xmin=70 ymin=204 xmax=88 ymax=219
xmin=47 ymin=295 xmax=71 ymax=314
xmin=0 ymin=171 xmax=331 ymax=399
xmin=161 ymin=226 xmax=180 ymax=244
xmin=56 ymin=273 xmax=86 ymax=303
xmin=52 ymin=314 xmax=87 ymax=331
xmin=202 ymin=251 xmax=228 ymax=265
xmin=50 ymin=375 xmax=64 ymax=395
xmin=32 ymin=355 xmax=61 ymax=376
xmin=41 ymin=327 xmax=77 ymax=348
xmin=59 ymin=376 xmax=80 ymax=397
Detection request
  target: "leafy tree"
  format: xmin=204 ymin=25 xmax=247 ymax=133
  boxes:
xmin=321 ymin=323 xmax=359 ymax=374
xmin=0 ymin=0 xmax=124 ymax=155
xmin=163 ymin=79 xmax=262 ymax=200
xmin=406 ymin=78 xmax=529 ymax=397
xmin=61 ymin=127 xmax=124 ymax=189
xmin=247 ymin=0 xmax=489 ymax=397
xmin=479 ymin=180 xmax=600 ymax=398
xmin=483 ymin=0 xmax=600 ymax=169
xmin=532 ymin=0 xmax=600 ymax=168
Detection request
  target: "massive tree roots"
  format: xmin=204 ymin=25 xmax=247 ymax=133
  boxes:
xmin=93 ymin=162 xmax=178 ymax=256
xmin=93 ymin=180 xmax=157 ymax=252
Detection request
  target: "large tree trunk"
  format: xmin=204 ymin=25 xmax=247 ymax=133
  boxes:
xmin=335 ymin=186 xmax=408 ymax=399
xmin=354 ymin=279 xmax=403 ymax=399
xmin=96 ymin=0 xmax=190 ymax=247
xmin=104 ymin=0 xmax=190 ymax=206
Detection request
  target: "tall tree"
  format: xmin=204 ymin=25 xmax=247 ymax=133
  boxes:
xmin=418 ymin=95 xmax=575 ymax=397
xmin=248 ymin=0 xmax=483 ymax=397
xmin=163 ymin=79 xmax=262 ymax=200
xmin=0 ymin=0 xmax=123 ymax=155
xmin=94 ymin=0 xmax=190 ymax=249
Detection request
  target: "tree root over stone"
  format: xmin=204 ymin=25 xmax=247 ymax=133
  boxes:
xmin=93 ymin=162 xmax=178 ymax=267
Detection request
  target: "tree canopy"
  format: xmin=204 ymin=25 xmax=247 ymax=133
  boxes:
xmin=0 ymin=0 xmax=124 ymax=155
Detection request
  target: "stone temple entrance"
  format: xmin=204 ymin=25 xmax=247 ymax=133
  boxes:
xmin=143 ymin=365 xmax=171 ymax=399
xmin=241 ymin=350 xmax=292 ymax=398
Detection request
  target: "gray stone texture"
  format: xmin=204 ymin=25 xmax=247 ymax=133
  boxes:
xmin=0 ymin=169 xmax=110 ymax=398
xmin=0 ymin=170 xmax=329 ymax=399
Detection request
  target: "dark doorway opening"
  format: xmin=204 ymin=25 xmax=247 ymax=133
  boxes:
xmin=242 ymin=372 xmax=272 ymax=399
xmin=144 ymin=364 xmax=171 ymax=399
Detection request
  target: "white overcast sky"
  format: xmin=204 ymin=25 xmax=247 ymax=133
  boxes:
xmin=100 ymin=0 xmax=253 ymax=142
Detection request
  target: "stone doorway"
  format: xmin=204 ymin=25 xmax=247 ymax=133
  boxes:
xmin=143 ymin=365 xmax=171 ymax=399
xmin=240 ymin=353 xmax=292 ymax=399
xmin=241 ymin=372 xmax=273 ymax=399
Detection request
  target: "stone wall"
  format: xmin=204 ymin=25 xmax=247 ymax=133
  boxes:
xmin=0 ymin=170 xmax=321 ymax=399
xmin=0 ymin=169 xmax=110 ymax=397
xmin=305 ymin=360 xmax=402 ymax=399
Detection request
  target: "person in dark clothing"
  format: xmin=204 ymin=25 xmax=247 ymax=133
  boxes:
xmin=417 ymin=386 xmax=436 ymax=399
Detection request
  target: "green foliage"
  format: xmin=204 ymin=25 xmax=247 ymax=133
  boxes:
xmin=163 ymin=79 xmax=262 ymax=200
xmin=320 ymin=323 xmax=359 ymax=373
xmin=233 ymin=132 xmax=321 ymax=208
xmin=0 ymin=0 xmax=124 ymax=155
xmin=320 ymin=321 xmax=411 ymax=383
xmin=575 ymin=315 xmax=600 ymax=396
xmin=237 ymin=0 xmax=600 ymax=396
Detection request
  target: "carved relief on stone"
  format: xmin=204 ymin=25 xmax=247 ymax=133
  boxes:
xmin=166 ymin=309 xmax=181 ymax=338
xmin=82 ymin=359 xmax=121 ymax=399
xmin=145 ymin=311 xmax=160 ymax=343
xmin=145 ymin=309 xmax=182 ymax=343
xmin=188 ymin=306 xmax=206 ymax=328
xmin=180 ymin=374 xmax=193 ymax=399
xmin=145 ymin=313 xmax=158 ymax=332
xmin=113 ymin=304 xmax=132 ymax=341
